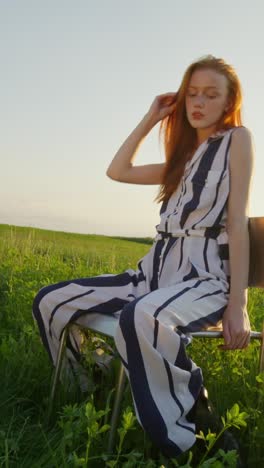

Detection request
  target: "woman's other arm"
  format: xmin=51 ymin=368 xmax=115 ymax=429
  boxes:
xmin=106 ymin=93 xmax=178 ymax=185
xmin=222 ymin=126 xmax=255 ymax=350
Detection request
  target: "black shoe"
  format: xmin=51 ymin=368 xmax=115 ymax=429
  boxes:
xmin=187 ymin=386 xmax=221 ymax=435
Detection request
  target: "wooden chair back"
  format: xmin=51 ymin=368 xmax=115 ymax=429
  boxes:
xmin=248 ymin=217 xmax=264 ymax=288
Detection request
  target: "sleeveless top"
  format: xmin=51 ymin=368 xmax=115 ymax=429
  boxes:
xmin=149 ymin=128 xmax=239 ymax=287
xmin=156 ymin=128 xmax=236 ymax=241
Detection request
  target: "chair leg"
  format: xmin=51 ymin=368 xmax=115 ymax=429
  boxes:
xmin=259 ymin=321 xmax=264 ymax=373
xmin=47 ymin=326 xmax=69 ymax=423
xmin=107 ymin=363 xmax=126 ymax=454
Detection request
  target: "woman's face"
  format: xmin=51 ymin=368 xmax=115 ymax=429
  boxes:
xmin=185 ymin=68 xmax=230 ymax=131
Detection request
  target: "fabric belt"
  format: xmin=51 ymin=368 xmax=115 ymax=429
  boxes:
xmin=155 ymin=227 xmax=224 ymax=241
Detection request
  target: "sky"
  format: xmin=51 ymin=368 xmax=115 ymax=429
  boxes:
xmin=1 ymin=1 xmax=264 ymax=237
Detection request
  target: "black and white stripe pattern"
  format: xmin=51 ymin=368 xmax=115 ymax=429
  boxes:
xmin=33 ymin=128 xmax=236 ymax=456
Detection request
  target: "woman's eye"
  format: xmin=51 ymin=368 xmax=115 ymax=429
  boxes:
xmin=187 ymin=93 xmax=218 ymax=99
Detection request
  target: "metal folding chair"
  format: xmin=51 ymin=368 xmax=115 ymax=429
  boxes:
xmin=48 ymin=217 xmax=264 ymax=452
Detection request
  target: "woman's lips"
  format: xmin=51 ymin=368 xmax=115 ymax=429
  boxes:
xmin=192 ymin=112 xmax=204 ymax=120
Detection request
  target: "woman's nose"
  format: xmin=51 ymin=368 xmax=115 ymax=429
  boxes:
xmin=194 ymin=95 xmax=205 ymax=107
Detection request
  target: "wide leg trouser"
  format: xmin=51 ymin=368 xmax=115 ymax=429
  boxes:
xmin=32 ymin=272 xmax=228 ymax=456
xmin=32 ymin=270 xmax=147 ymax=367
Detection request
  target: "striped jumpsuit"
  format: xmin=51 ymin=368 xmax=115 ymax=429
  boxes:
xmin=33 ymin=128 xmax=235 ymax=457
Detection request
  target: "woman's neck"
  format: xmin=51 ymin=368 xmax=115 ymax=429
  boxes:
xmin=196 ymin=126 xmax=218 ymax=145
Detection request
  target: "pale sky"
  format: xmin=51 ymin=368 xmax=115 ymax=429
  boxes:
xmin=1 ymin=1 xmax=264 ymax=237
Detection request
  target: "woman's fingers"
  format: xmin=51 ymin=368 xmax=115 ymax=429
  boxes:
xmin=221 ymin=329 xmax=250 ymax=350
xmin=160 ymin=91 xmax=178 ymax=98
xmin=158 ymin=92 xmax=178 ymax=105
xmin=236 ymin=330 xmax=251 ymax=349
xmin=147 ymin=93 xmax=178 ymax=123
xmin=221 ymin=308 xmax=251 ymax=350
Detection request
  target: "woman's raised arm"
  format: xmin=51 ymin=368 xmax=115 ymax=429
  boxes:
xmin=106 ymin=93 xmax=178 ymax=185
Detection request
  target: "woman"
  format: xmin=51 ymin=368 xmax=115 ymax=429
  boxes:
xmin=33 ymin=55 xmax=254 ymax=457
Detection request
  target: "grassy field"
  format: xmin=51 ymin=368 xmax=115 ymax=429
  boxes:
xmin=0 ymin=223 xmax=263 ymax=467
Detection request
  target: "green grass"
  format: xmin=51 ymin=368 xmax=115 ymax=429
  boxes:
xmin=0 ymin=223 xmax=263 ymax=467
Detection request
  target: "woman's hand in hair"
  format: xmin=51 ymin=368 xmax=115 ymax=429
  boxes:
xmin=146 ymin=92 xmax=178 ymax=126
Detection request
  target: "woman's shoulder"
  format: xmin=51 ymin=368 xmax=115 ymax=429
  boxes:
xmin=229 ymin=125 xmax=255 ymax=167
xmin=209 ymin=126 xmax=252 ymax=143
xmin=229 ymin=125 xmax=253 ymax=142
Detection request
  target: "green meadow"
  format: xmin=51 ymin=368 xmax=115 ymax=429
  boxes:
xmin=0 ymin=223 xmax=263 ymax=467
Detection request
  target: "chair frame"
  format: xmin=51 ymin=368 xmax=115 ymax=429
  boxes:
xmin=48 ymin=319 xmax=264 ymax=453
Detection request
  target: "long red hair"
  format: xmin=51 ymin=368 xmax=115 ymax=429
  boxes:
xmin=156 ymin=55 xmax=243 ymax=203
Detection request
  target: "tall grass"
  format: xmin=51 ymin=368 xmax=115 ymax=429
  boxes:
xmin=0 ymin=224 xmax=263 ymax=467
